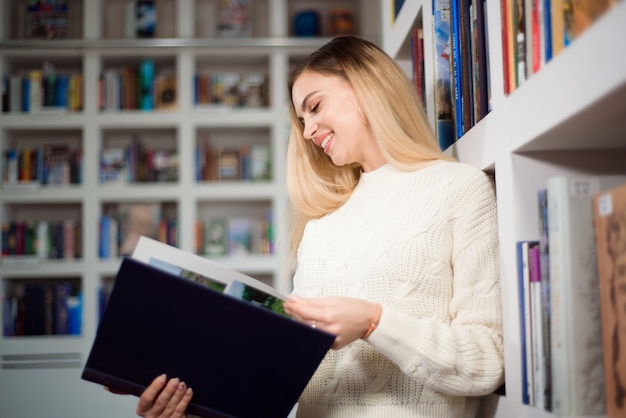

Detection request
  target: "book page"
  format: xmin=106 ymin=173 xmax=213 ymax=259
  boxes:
xmin=131 ymin=236 xmax=287 ymax=315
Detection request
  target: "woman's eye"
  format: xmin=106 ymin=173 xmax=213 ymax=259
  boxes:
xmin=311 ymin=103 xmax=319 ymax=112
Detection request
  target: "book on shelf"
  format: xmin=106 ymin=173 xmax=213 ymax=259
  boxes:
xmin=570 ymin=0 xmax=617 ymax=39
xmin=136 ymin=0 xmax=156 ymax=38
xmin=517 ymin=240 xmax=538 ymax=406
xmin=217 ymin=0 xmax=251 ymax=37
xmin=471 ymin=0 xmax=489 ymax=122
xmin=25 ymin=0 xmax=69 ymax=40
xmin=450 ymin=0 xmax=473 ymax=137
xmin=547 ymin=175 xmax=626 ymax=415
xmin=593 ymin=182 xmax=626 ymax=418
xmin=116 ymin=202 xmax=162 ymax=256
xmin=410 ymin=27 xmax=425 ymax=107
xmin=82 ymin=236 xmax=334 ymax=418
xmin=216 ymin=149 xmax=241 ymax=180
xmin=1 ymin=219 xmax=82 ymax=261
xmin=154 ymin=74 xmax=177 ymax=110
xmin=529 ymin=243 xmax=546 ymax=410
xmin=432 ymin=0 xmax=456 ymax=151
xmin=201 ymin=218 xmax=228 ymax=256
xmin=3 ymin=280 xmax=82 ymax=337
xmin=537 ymin=188 xmax=552 ymax=411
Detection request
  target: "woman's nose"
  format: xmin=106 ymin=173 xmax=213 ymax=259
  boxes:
xmin=303 ymin=119 xmax=317 ymax=141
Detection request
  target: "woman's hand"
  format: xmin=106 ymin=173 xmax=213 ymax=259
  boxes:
xmin=284 ymin=296 xmax=380 ymax=349
xmin=135 ymin=374 xmax=193 ymax=418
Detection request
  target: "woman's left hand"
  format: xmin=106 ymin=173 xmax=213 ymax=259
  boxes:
xmin=283 ymin=296 xmax=379 ymax=349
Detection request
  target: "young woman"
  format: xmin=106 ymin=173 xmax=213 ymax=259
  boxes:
xmin=133 ymin=35 xmax=504 ymax=418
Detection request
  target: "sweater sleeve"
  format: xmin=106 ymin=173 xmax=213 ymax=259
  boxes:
xmin=366 ymin=169 xmax=504 ymax=397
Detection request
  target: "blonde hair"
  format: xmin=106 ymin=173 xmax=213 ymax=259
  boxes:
xmin=283 ymin=36 xmax=454 ymax=284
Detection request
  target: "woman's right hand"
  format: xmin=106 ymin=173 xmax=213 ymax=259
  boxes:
xmin=136 ymin=374 xmax=193 ymax=418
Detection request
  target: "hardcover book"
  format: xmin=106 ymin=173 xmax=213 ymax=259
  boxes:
xmin=593 ymin=182 xmax=626 ymax=418
xmin=548 ymin=175 xmax=626 ymax=415
xmin=82 ymin=237 xmax=334 ymax=418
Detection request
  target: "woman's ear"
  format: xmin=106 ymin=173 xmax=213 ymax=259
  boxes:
xmin=357 ymin=106 xmax=368 ymax=125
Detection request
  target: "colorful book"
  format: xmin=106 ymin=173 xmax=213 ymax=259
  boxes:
xmin=529 ymin=243 xmax=545 ymax=410
xmin=548 ymin=175 xmax=626 ymax=415
xmin=593 ymin=182 xmax=626 ymax=418
xmin=537 ymin=188 xmax=552 ymax=411
xmin=432 ymin=0 xmax=456 ymax=150
xmin=218 ymin=0 xmax=250 ymax=37
xmin=517 ymin=240 xmax=538 ymax=406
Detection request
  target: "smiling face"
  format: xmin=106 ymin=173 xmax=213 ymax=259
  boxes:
xmin=291 ymin=70 xmax=385 ymax=172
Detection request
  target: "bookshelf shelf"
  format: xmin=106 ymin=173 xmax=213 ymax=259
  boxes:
xmin=382 ymin=0 xmax=626 ymax=417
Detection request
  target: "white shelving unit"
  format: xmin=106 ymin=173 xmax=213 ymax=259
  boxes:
xmin=382 ymin=1 xmax=626 ymax=417
xmin=0 ymin=1 xmax=379 ymax=416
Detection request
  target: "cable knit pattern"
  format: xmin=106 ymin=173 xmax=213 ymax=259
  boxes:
xmin=293 ymin=162 xmax=503 ymax=418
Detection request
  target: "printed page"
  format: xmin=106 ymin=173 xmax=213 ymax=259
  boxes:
xmin=132 ymin=236 xmax=287 ymax=315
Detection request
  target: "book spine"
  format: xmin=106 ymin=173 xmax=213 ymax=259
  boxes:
xmin=450 ymin=0 xmax=464 ymax=139
xmin=140 ymin=60 xmax=155 ymax=110
xmin=529 ymin=244 xmax=545 ymax=410
xmin=432 ymin=0 xmax=456 ymax=150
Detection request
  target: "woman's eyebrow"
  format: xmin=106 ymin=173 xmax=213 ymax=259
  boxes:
xmin=300 ymin=90 xmax=320 ymax=112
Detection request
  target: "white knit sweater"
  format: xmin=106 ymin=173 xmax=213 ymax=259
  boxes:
xmin=293 ymin=161 xmax=504 ymax=418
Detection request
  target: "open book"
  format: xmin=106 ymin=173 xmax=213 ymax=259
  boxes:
xmin=132 ymin=236 xmax=287 ymax=316
xmin=82 ymin=237 xmax=334 ymax=418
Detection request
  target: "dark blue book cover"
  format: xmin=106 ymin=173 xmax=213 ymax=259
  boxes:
xmin=82 ymin=257 xmax=334 ymax=418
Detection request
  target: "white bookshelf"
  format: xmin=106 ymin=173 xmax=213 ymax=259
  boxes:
xmin=0 ymin=0 xmax=379 ymax=416
xmin=382 ymin=0 xmax=626 ymax=417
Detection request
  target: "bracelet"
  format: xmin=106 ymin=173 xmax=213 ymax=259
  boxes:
xmin=361 ymin=303 xmax=382 ymax=339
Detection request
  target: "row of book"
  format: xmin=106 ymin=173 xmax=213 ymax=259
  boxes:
xmin=195 ymin=216 xmax=274 ymax=257
xmin=2 ymin=146 xmax=82 ymax=187
xmin=1 ymin=220 xmax=82 ymax=261
xmin=18 ymin=0 xmax=252 ymax=40
xmin=423 ymin=0 xmax=618 ymax=151
xmin=501 ymin=0 xmax=618 ymax=95
xmin=25 ymin=0 xmax=69 ymax=40
xmin=427 ymin=0 xmax=491 ymax=151
xmin=194 ymin=72 xmax=268 ymax=109
xmin=1 ymin=69 xmax=270 ymax=113
xmin=98 ymin=212 xmax=273 ymax=259
xmin=100 ymin=60 xmax=176 ymax=111
xmin=99 ymin=202 xmax=177 ymax=258
xmin=100 ymin=136 xmax=178 ymax=185
xmin=2 ymin=71 xmax=84 ymax=113
xmin=195 ymin=143 xmax=271 ymax=182
xmin=517 ymin=175 xmax=626 ymax=417
xmin=2 ymin=281 xmax=82 ymax=337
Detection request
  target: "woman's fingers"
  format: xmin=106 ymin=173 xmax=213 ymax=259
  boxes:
xmin=136 ymin=374 xmax=168 ymax=416
xmin=136 ymin=374 xmax=193 ymax=418
xmin=163 ymin=380 xmax=193 ymax=418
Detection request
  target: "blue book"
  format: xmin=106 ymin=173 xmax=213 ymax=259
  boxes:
xmin=67 ymin=292 xmax=82 ymax=335
xmin=432 ymin=0 xmax=456 ymax=151
xmin=54 ymin=74 xmax=69 ymax=108
xmin=517 ymin=240 xmax=539 ymax=405
xmin=22 ymin=75 xmax=30 ymax=112
xmin=140 ymin=59 xmax=155 ymax=110
xmin=450 ymin=0 xmax=464 ymax=139
xmin=99 ymin=216 xmax=112 ymax=259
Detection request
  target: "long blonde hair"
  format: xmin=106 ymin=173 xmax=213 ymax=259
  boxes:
xmin=284 ymin=36 xmax=453 ymax=279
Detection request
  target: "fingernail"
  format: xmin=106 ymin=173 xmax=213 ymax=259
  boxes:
xmin=178 ymin=381 xmax=187 ymax=391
